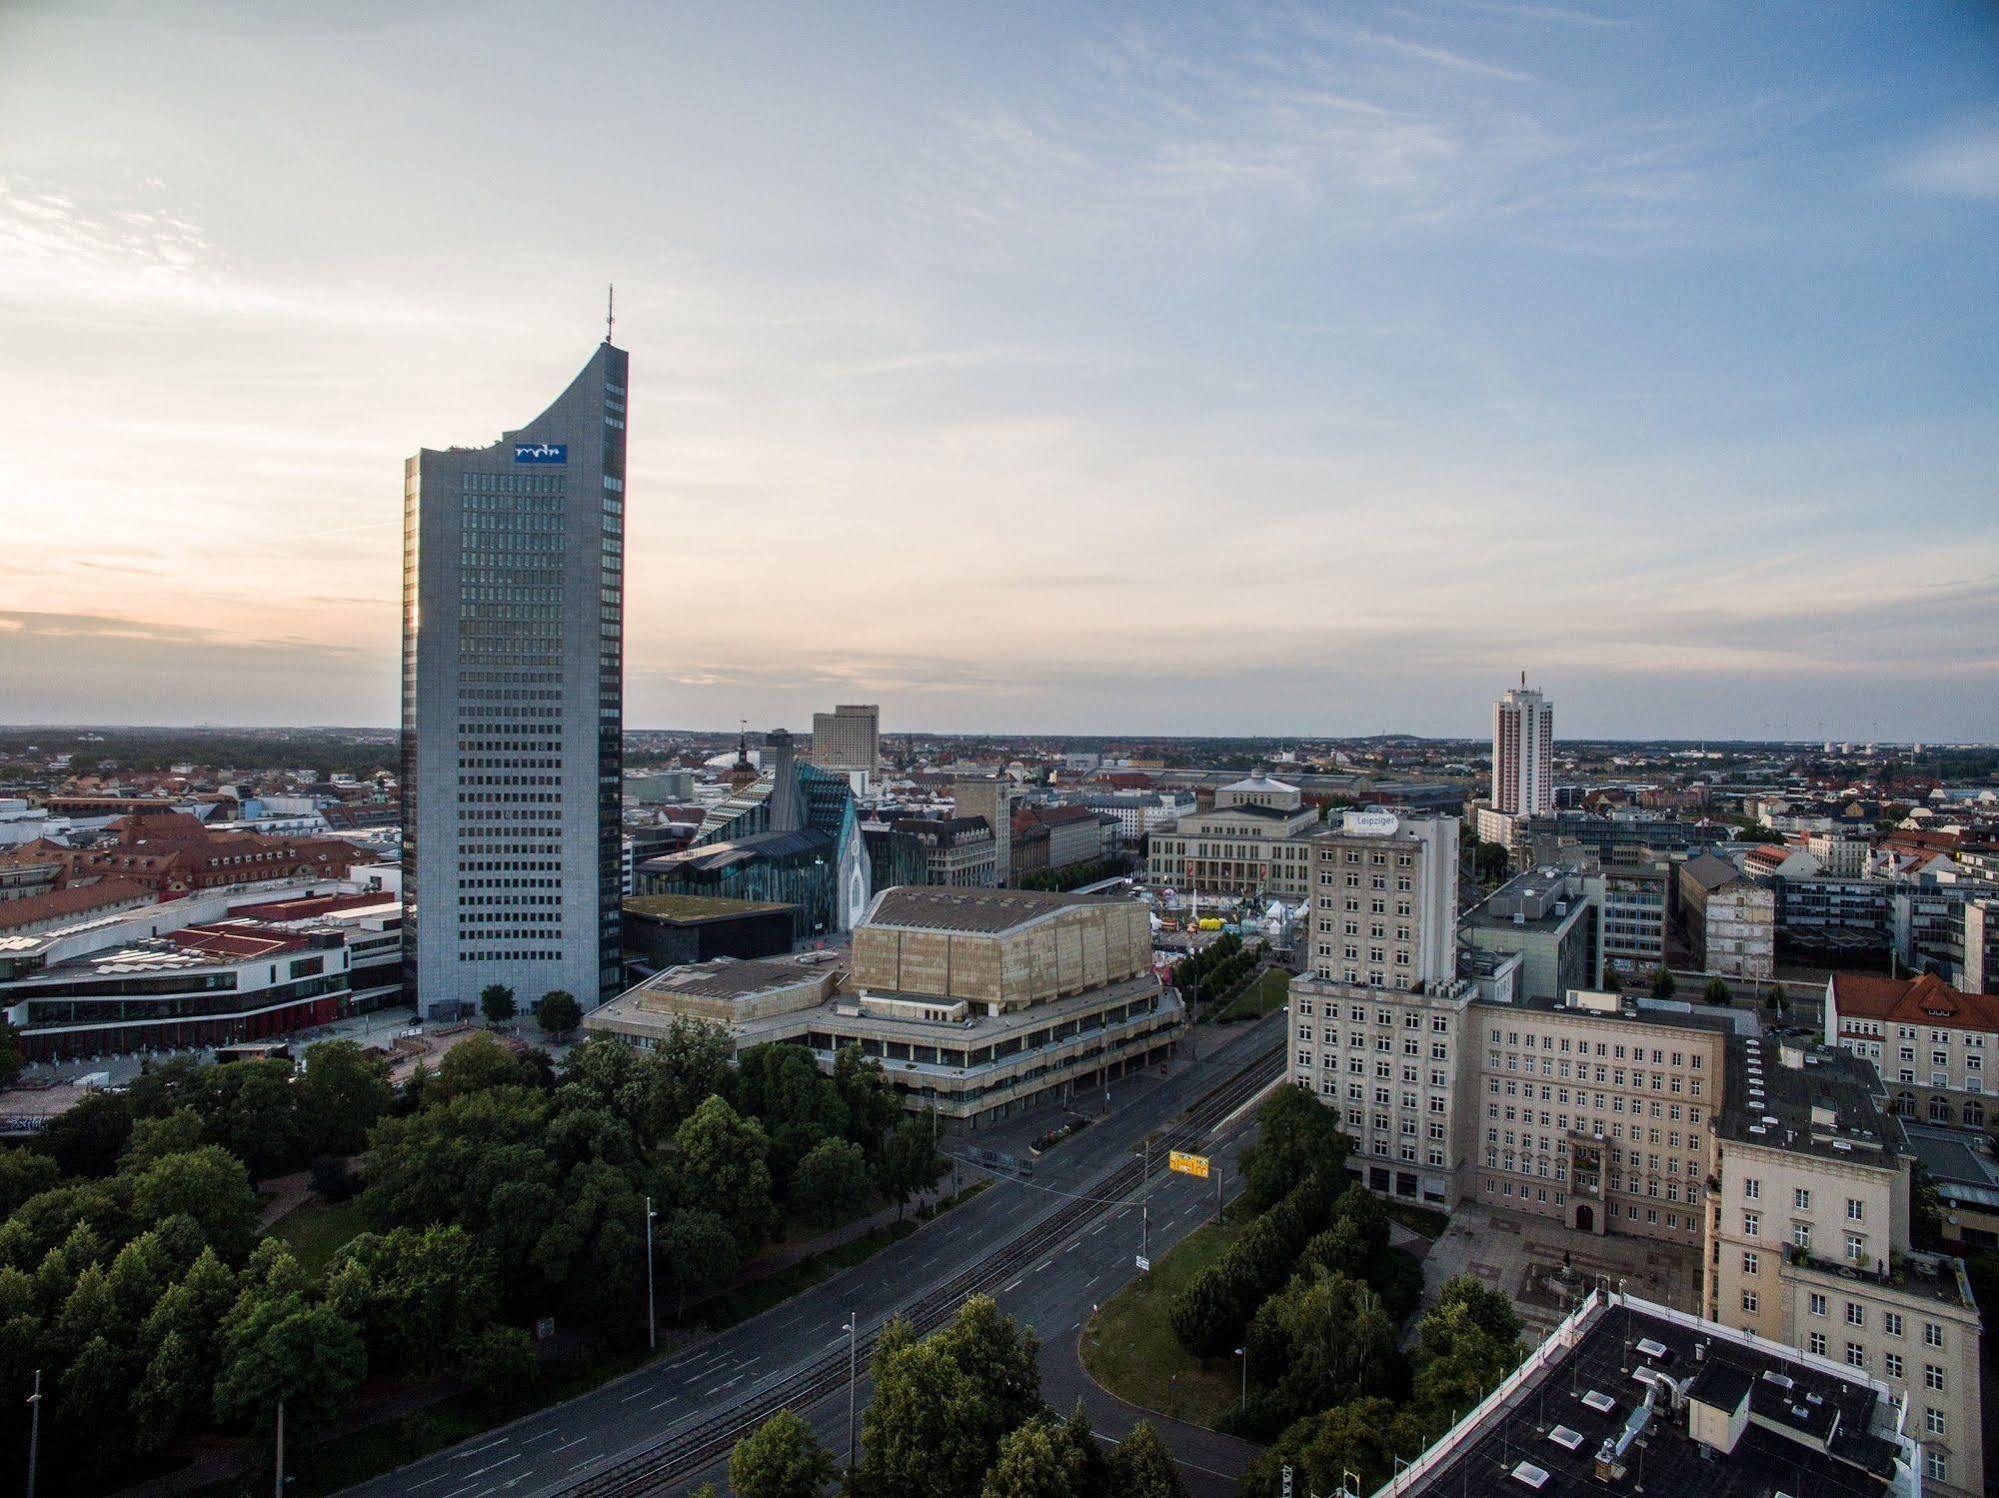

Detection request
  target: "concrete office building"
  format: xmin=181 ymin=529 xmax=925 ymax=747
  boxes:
xmin=401 ymin=341 xmax=628 ymax=1017
xmin=1891 ymin=882 xmax=1999 ymax=996
xmin=1594 ymin=851 xmax=1671 ymax=980
xmin=811 ymin=704 xmax=881 ymax=779
xmin=1704 ymin=1036 xmax=1984 ymax=1498
xmin=1493 ymin=680 xmax=1555 ymax=817
xmin=586 ymin=887 xmax=1180 ymax=1129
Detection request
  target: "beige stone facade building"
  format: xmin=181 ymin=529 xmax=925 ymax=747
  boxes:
xmin=1145 ymin=802 xmax=1317 ymax=901
xmin=1469 ymin=989 xmax=1727 ymax=1245
xmin=1704 ymin=1035 xmax=1984 ymax=1497
xmin=1289 ymin=812 xmax=1472 ymax=1205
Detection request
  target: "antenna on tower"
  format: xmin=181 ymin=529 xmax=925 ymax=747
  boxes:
xmin=605 ymin=283 xmax=615 ymax=343
xmin=1521 ymin=668 xmax=1527 ymax=688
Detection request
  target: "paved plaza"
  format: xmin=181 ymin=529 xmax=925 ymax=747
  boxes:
xmin=1421 ymin=1202 xmax=1703 ymax=1335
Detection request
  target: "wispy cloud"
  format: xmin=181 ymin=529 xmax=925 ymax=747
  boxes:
xmin=0 ymin=176 xmax=465 ymax=330
xmin=1892 ymin=122 xmax=1999 ymax=200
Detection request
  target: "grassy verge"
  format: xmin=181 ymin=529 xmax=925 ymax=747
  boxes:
xmin=267 ymin=1198 xmax=366 ymax=1275
xmin=1213 ymin=968 xmax=1289 ymax=1023
xmin=1081 ymin=1219 xmax=1243 ymax=1427
xmin=1383 ymin=1201 xmax=1450 ymax=1239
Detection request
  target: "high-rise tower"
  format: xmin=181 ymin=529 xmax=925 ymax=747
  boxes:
xmin=1492 ymin=676 xmax=1554 ymax=816
xmin=400 ymin=341 xmax=628 ymax=1017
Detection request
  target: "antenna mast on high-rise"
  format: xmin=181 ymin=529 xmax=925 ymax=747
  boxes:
xmin=606 ymin=284 xmax=615 ymax=343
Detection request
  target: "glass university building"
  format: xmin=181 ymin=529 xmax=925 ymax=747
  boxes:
xmin=400 ymin=342 xmax=628 ymax=1016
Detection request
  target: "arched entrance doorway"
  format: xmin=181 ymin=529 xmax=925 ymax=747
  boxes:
xmin=1574 ymin=1204 xmax=1595 ymax=1233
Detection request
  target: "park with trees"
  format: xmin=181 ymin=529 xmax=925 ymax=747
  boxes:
xmin=0 ymin=1022 xmax=948 ymax=1493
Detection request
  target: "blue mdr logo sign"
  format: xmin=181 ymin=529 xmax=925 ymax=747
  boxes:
xmin=514 ymin=442 xmax=568 ymax=464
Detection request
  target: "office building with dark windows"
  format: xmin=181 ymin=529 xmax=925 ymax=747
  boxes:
xmin=400 ymin=341 xmax=628 ymax=1019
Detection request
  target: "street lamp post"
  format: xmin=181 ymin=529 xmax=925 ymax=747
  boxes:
xmin=644 ymin=1196 xmax=658 ymax=1352
xmin=1237 ymin=1346 xmax=1248 ymax=1409
xmin=273 ymin=1395 xmax=285 ymax=1498
xmin=1141 ymin=1136 xmax=1151 ymax=1266
xmin=25 ymin=1368 xmax=41 ymax=1498
xmin=843 ymin=1315 xmax=859 ymax=1472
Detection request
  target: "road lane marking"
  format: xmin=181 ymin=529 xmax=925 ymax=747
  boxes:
xmin=1004 ymin=1278 xmax=1023 ymax=1293
xmin=551 ymin=1437 xmax=587 ymax=1453
xmin=454 ymin=1439 xmax=509 ymax=1460
xmin=520 ymin=1429 xmax=558 ymax=1444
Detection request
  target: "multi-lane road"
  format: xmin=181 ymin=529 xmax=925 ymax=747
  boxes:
xmin=344 ymin=1012 xmax=1284 ymax=1498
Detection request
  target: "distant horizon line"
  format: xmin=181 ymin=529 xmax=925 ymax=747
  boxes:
xmin=2 ymin=722 xmax=1993 ymax=751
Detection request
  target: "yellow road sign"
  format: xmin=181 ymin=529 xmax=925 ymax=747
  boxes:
xmin=1169 ymin=1150 xmax=1210 ymax=1179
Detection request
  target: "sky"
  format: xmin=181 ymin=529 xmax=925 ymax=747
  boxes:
xmin=0 ymin=1 xmax=1995 ymax=741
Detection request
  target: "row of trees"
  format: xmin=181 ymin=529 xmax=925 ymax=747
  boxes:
xmin=1169 ymin=932 xmax=1265 ymax=1004
xmin=478 ymin=982 xmax=583 ymax=1036
xmin=20 ymin=1040 xmax=395 ymax=1183
xmin=1014 ymin=855 xmax=1133 ymax=893
xmin=0 ymin=1022 xmax=948 ymax=1491
xmin=0 ymin=1037 xmax=411 ymax=1490
xmin=1239 ymin=1275 xmax=1526 ymax=1496
xmin=705 ymin=1295 xmax=1190 ymax=1498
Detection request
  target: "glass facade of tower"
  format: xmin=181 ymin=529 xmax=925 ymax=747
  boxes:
xmin=400 ymin=344 xmax=627 ymax=1017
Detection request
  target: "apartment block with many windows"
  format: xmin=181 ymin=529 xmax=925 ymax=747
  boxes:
xmin=1289 ymin=811 xmax=1471 ymax=1206
xmin=1704 ymin=1034 xmax=1983 ymax=1498
xmin=1825 ymin=971 xmax=1999 ymax=1129
xmin=1470 ymin=989 xmax=1729 ymax=1246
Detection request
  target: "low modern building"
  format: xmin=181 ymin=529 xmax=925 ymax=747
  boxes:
xmin=1704 ymin=1035 xmax=1983 ymax=1498
xmin=586 ymin=885 xmax=1180 ymax=1130
xmin=1903 ymin=1123 xmax=1999 ymax=1254
xmin=2 ymin=918 xmax=353 ymax=1062
xmin=1376 ymin=1288 xmax=1921 ymax=1498
xmin=622 ymin=893 xmax=799 ymax=970
xmin=582 ymin=954 xmax=841 ymax=1051
xmin=1824 ymin=971 xmax=1999 ymax=1128
xmin=1463 ymin=865 xmax=1598 ymax=1002
xmin=1774 ymin=873 xmax=1893 ymax=958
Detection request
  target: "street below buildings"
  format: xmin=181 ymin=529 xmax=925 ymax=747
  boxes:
xmin=339 ymin=1011 xmax=1286 ymax=1498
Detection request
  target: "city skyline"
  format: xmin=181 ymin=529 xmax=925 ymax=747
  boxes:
xmin=2 ymin=2 xmax=1996 ymax=739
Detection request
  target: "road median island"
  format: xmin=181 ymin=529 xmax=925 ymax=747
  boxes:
xmin=1079 ymin=1218 xmax=1245 ymax=1428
